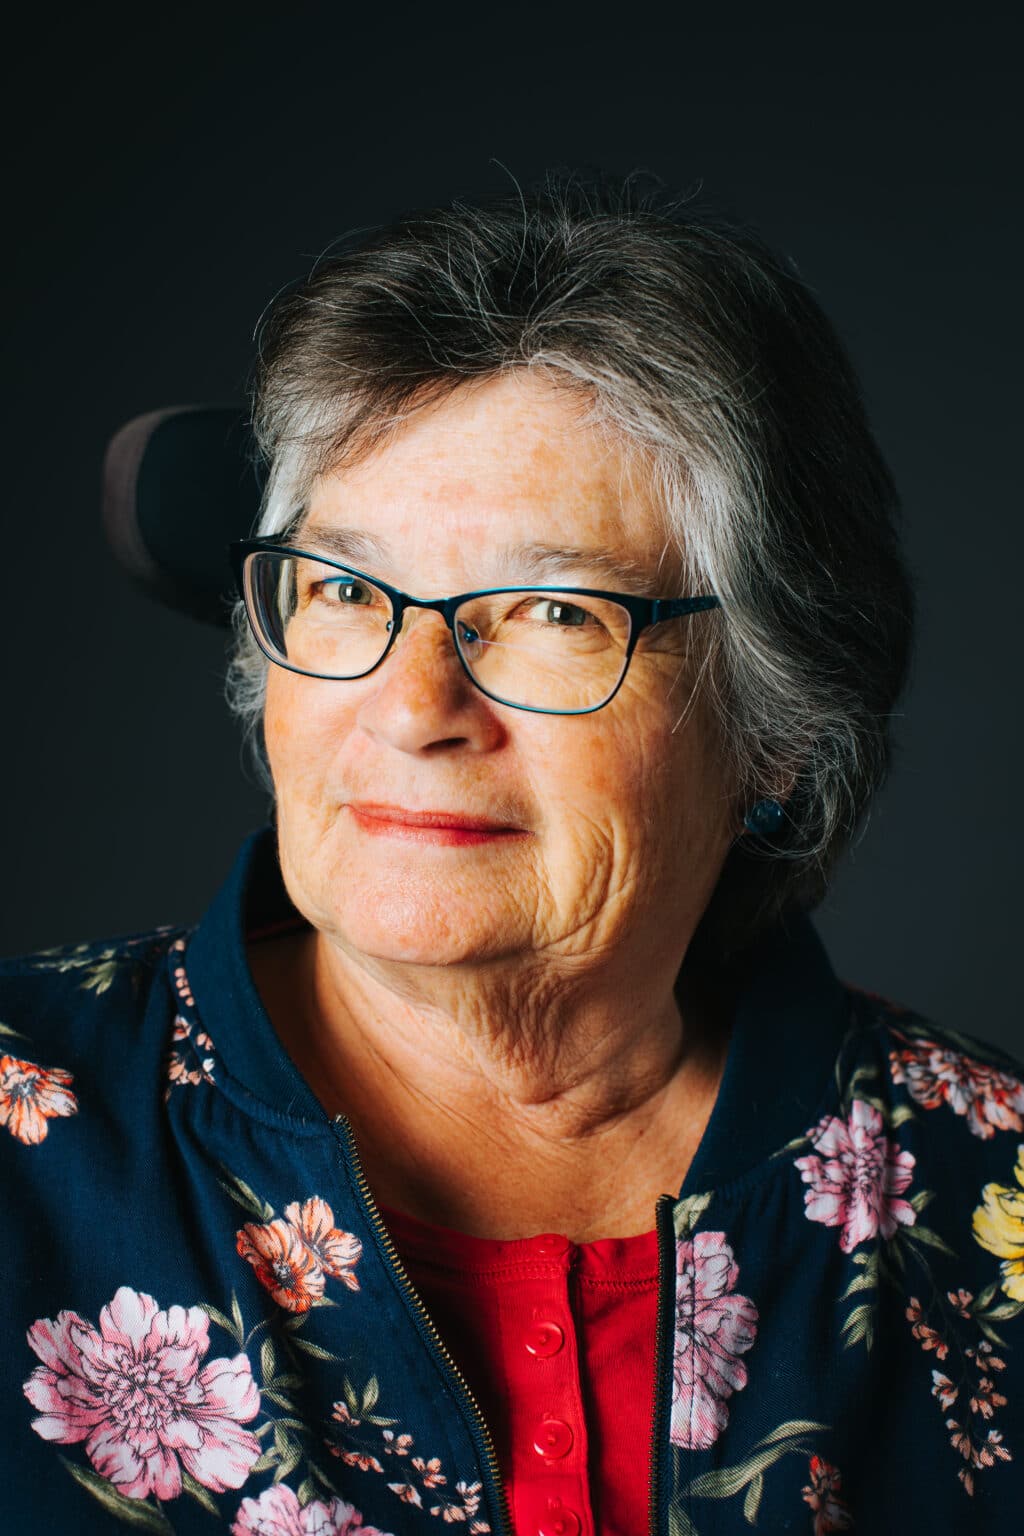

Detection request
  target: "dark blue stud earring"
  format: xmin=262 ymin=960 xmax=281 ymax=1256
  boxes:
xmin=743 ymin=798 xmax=785 ymax=837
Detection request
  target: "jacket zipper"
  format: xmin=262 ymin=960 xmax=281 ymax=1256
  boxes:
xmin=332 ymin=1115 xmax=514 ymax=1536
xmin=649 ymin=1192 xmax=676 ymax=1536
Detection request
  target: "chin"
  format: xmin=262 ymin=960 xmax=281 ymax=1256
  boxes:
xmin=328 ymin=896 xmax=521 ymax=969
xmin=295 ymin=862 xmax=523 ymax=968
xmin=279 ymin=817 xmax=536 ymax=969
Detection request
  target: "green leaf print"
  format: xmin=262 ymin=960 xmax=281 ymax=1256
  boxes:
xmin=840 ymin=1302 xmax=875 ymax=1350
xmin=742 ymin=1470 xmax=764 ymax=1523
xmin=667 ymin=1502 xmax=700 ymax=1536
xmin=218 ymin=1166 xmax=276 ymax=1223
xmin=181 ymin=1470 xmax=219 ymax=1514
xmin=674 ymin=1190 xmax=714 ymax=1239
xmin=59 ymin=1460 xmax=174 ymax=1531
xmin=684 ymin=1433 xmax=817 ymax=1498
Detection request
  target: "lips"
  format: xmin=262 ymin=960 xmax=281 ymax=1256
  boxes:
xmin=346 ymin=803 xmax=528 ymax=845
xmin=349 ymin=804 xmax=517 ymax=830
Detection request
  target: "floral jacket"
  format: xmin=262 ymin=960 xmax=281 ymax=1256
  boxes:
xmin=2 ymin=826 xmax=1024 ymax=1536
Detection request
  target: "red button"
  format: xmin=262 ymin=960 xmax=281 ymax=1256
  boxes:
xmin=532 ymin=1233 xmax=570 ymax=1258
xmin=525 ymin=1320 xmax=565 ymax=1357
xmin=538 ymin=1510 xmax=581 ymax=1536
xmin=532 ymin=1418 xmax=574 ymax=1458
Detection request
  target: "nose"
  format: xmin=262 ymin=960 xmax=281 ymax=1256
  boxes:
xmin=355 ymin=608 xmax=506 ymax=755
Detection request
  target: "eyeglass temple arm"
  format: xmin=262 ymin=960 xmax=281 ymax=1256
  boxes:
xmin=652 ymin=595 xmax=722 ymax=622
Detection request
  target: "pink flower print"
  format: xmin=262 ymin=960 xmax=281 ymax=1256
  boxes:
xmin=232 ymin=1483 xmax=394 ymax=1535
xmin=670 ymin=1230 xmax=758 ymax=1449
xmin=800 ymin=1454 xmax=854 ymax=1534
xmin=889 ymin=1030 xmax=1024 ymax=1138
xmin=23 ymin=1285 xmax=260 ymax=1500
xmin=0 ymin=1055 xmax=77 ymax=1144
xmin=794 ymin=1099 xmax=916 ymax=1253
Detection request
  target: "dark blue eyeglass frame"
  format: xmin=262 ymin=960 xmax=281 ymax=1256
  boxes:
xmin=230 ymin=537 xmax=723 ymax=716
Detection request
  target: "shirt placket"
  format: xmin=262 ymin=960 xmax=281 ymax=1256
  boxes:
xmin=503 ymin=1234 xmax=594 ymax=1536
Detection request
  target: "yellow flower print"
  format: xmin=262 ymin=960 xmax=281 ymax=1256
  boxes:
xmin=973 ymin=1144 xmax=1024 ymax=1300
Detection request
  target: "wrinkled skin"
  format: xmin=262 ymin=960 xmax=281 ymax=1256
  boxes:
xmin=258 ymin=372 xmax=744 ymax=1238
xmin=267 ymin=374 xmax=737 ymax=979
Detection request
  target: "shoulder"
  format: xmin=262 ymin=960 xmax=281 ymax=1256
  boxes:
xmin=0 ymin=922 xmax=186 ymax=1023
xmin=841 ymin=981 xmax=1024 ymax=1139
xmin=830 ymin=983 xmax=1024 ymax=1283
xmin=0 ymin=925 xmax=187 ymax=1147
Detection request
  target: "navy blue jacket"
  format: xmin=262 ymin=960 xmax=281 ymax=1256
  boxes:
xmin=3 ymin=826 xmax=1024 ymax=1534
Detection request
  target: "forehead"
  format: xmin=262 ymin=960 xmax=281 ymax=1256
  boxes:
xmin=301 ymin=373 xmax=677 ymax=581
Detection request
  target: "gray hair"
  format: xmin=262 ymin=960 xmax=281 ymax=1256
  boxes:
xmin=226 ymin=172 xmax=915 ymax=962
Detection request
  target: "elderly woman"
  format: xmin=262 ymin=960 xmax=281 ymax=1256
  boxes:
xmin=3 ymin=177 xmax=1023 ymax=1536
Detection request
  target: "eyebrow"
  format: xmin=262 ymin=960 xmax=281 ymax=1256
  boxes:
xmin=494 ymin=542 xmax=667 ymax=596
xmin=297 ymin=525 xmax=671 ymax=596
xmin=295 ymin=524 xmax=391 ymax=566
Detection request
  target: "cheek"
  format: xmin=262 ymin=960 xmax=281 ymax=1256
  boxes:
xmin=264 ymin=672 xmax=306 ymax=790
xmin=263 ymin=673 xmax=354 ymax=805
xmin=536 ymin=696 xmax=733 ymax=869
xmin=524 ymin=714 xmax=663 ymax=861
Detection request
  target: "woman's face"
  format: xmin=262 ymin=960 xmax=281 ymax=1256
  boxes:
xmin=264 ymin=373 xmax=739 ymax=979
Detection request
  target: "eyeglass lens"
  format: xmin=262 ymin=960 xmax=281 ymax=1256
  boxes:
xmin=246 ymin=551 xmax=635 ymax=712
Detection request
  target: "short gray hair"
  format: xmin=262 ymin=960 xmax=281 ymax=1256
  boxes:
xmin=227 ymin=172 xmax=915 ymax=961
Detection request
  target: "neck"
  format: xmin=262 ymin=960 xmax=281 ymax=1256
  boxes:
xmin=249 ymin=927 xmax=735 ymax=1239
xmin=315 ymin=930 xmax=725 ymax=1120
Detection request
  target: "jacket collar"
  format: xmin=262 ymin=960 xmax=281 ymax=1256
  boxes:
xmin=185 ymin=825 xmax=852 ymax=1195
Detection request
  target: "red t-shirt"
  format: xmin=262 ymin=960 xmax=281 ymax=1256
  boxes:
xmin=382 ymin=1205 xmax=660 ymax=1536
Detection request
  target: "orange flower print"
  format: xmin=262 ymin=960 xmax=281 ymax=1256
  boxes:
xmin=236 ymin=1217 xmax=326 ymax=1312
xmin=165 ymin=1049 xmax=214 ymax=1091
xmin=889 ymin=1028 xmax=1024 ymax=1139
xmin=0 ymin=1055 xmax=77 ymax=1145
xmin=388 ymin=1483 xmax=422 ymax=1506
xmin=338 ymin=1449 xmax=385 ymax=1473
xmin=908 ymin=1298 xmax=1013 ymax=1494
xmin=945 ymin=1421 xmax=1012 ymax=1495
xmin=411 ymin=1456 xmax=445 ymax=1488
xmin=800 ymin=1454 xmax=854 ymax=1533
xmin=970 ymin=1376 xmax=1008 ymax=1420
xmin=906 ymin=1297 xmax=949 ymax=1359
xmin=284 ymin=1197 xmax=363 ymax=1290
xmin=236 ymin=1195 xmax=363 ymax=1312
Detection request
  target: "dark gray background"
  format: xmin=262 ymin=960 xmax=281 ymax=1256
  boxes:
xmin=3 ymin=13 xmax=1021 ymax=1052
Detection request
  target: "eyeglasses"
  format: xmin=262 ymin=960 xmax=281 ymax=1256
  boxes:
xmin=230 ymin=538 xmax=722 ymax=716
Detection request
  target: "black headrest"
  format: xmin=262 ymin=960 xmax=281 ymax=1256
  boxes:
xmin=102 ymin=406 xmax=264 ymax=627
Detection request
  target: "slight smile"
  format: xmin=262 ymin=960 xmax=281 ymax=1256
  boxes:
xmin=346 ymin=804 xmax=530 ymax=847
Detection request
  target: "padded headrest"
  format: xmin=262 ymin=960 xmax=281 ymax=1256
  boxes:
xmin=102 ymin=406 xmax=264 ymax=627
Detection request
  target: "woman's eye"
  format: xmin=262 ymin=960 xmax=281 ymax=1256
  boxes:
xmin=536 ymin=599 xmax=594 ymax=627
xmin=315 ymin=578 xmax=373 ymax=605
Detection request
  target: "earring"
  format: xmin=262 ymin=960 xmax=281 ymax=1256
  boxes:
xmin=743 ymin=798 xmax=784 ymax=837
